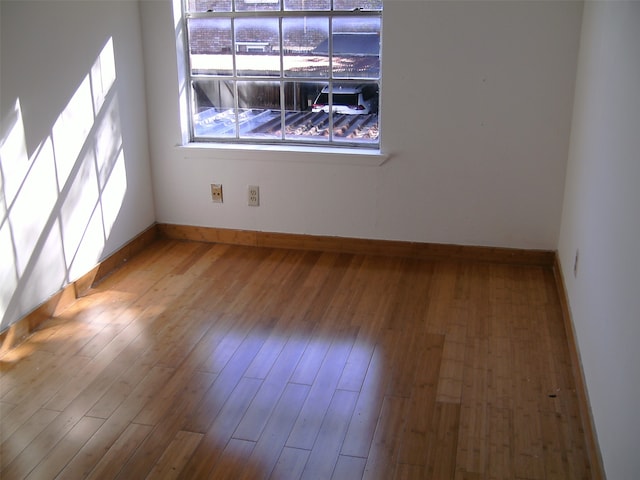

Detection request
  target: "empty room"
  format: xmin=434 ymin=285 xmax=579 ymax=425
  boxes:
xmin=0 ymin=0 xmax=638 ymax=478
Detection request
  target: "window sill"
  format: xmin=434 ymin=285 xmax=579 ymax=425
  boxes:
xmin=176 ymin=142 xmax=390 ymax=166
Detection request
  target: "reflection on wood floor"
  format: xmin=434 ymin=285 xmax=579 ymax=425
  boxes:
xmin=0 ymin=239 xmax=591 ymax=479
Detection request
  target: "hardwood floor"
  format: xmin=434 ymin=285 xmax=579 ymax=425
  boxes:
xmin=0 ymin=239 xmax=592 ymax=479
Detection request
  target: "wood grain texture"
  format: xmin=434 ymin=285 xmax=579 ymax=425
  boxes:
xmin=157 ymin=224 xmax=555 ymax=266
xmin=553 ymin=255 xmax=605 ymax=480
xmin=0 ymin=238 xmax=594 ymax=479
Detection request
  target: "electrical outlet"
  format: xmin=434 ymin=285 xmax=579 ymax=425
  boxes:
xmin=211 ymin=184 xmax=223 ymax=203
xmin=248 ymin=185 xmax=259 ymax=207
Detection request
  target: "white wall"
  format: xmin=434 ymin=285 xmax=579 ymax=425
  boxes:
xmin=558 ymin=2 xmax=640 ymax=478
xmin=0 ymin=0 xmax=155 ymax=331
xmin=141 ymin=0 xmax=582 ymax=250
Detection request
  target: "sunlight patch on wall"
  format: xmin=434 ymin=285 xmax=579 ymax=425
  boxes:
xmin=18 ymin=218 xmax=67 ymax=319
xmin=60 ymin=143 xmax=100 ymax=278
xmin=0 ymin=100 xmax=29 ymax=208
xmin=94 ymin=93 xmax=123 ymax=187
xmin=91 ymin=38 xmax=116 ymax=115
xmin=10 ymin=137 xmax=58 ymax=276
xmin=58 ymin=36 xmax=125 ymax=283
xmin=0 ymin=223 xmax=17 ymax=323
xmin=52 ymin=75 xmax=94 ymax=189
xmin=101 ymin=150 xmax=127 ymax=239
xmin=0 ymin=100 xmax=25 ymax=318
xmin=0 ymin=37 xmax=128 ymax=331
xmin=67 ymin=203 xmax=108 ymax=283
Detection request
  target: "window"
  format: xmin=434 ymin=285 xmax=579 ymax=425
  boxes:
xmin=183 ymin=0 xmax=382 ymax=148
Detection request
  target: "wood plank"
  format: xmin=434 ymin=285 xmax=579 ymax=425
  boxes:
xmin=30 ymin=319 xmax=101 ymax=357
xmin=332 ymin=455 xmax=367 ymax=480
xmin=336 ymin=257 xmax=403 ymax=393
xmin=1 ymin=335 xmax=88 ymax=414
xmin=454 ymin=469 xmax=485 ymax=480
xmin=362 ymin=395 xmax=406 ymax=480
xmin=540 ymin=409 xmax=572 ymax=480
xmin=286 ymin=327 xmax=358 ymax=451
xmin=1 ymin=401 xmax=85 ymax=479
xmin=238 ymin=382 xmax=310 ymax=480
xmin=55 ymin=366 xmax=175 ymax=479
xmin=208 ymin=438 xmax=256 ymax=480
xmin=424 ymin=402 xmax=461 ymax=478
xmin=335 ymin=323 xmax=378 ymax=393
xmin=300 ymin=389 xmax=359 ymax=480
xmin=486 ymin=406 xmax=514 ymax=480
xmin=113 ymin=371 xmax=218 ymax=479
xmin=455 ymin=337 xmax=489 ymax=476
xmin=341 ymin=331 xmax=398 ymax=458
xmin=41 ymin=283 xmax=192 ymax=414
xmin=24 ymin=415 xmax=104 ymax=480
xmin=436 ymin=336 xmax=466 ymax=403
xmin=145 ymin=430 xmax=203 ymax=480
xmin=86 ymin=353 xmax=163 ymax=420
xmin=288 ymin=255 xmax=357 ymax=386
xmin=84 ymin=423 xmax=153 ymax=480
xmin=0 ymin=355 xmax=86 ymax=425
xmin=382 ymin=258 xmax=432 ymax=333
xmin=268 ymin=447 xmax=310 ymax=480
xmin=397 ymin=333 xmax=444 ymax=466
xmin=1 ymin=349 xmax=53 ymax=392
xmin=176 ymin=377 xmax=263 ymax=479
xmin=386 ymin=328 xmax=425 ymax=398
xmin=394 ymin=463 xmax=426 ymax=480
xmin=132 ymin=323 xmax=218 ymax=425
xmin=183 ymin=322 xmax=274 ymax=434
xmin=233 ymin=337 xmax=309 ymax=442
xmin=0 ymin=408 xmax=59 ymax=468
xmin=153 ymin=308 xmax=216 ymax=370
xmin=0 ymin=401 xmax=16 ymax=422
xmin=168 ymin=242 xmax=216 ymax=276
xmin=425 ymin=262 xmax=459 ymax=335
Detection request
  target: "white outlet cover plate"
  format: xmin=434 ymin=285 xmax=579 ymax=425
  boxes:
xmin=248 ymin=185 xmax=259 ymax=206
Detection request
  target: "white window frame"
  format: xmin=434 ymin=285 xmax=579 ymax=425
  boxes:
xmin=180 ymin=1 xmax=382 ymax=150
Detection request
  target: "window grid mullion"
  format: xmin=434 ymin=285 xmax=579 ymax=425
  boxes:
xmin=186 ymin=11 xmax=379 ymax=19
xmin=231 ymin=17 xmax=240 ymax=140
xmin=332 ymin=0 xmax=336 ymax=140
xmin=183 ymin=0 xmax=196 ymax=141
xmin=279 ymin=16 xmax=286 ymax=141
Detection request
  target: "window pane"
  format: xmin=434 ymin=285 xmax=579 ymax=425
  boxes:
xmin=332 ymin=17 xmax=380 ymax=78
xmin=188 ymin=18 xmax=233 ymax=76
xmin=333 ymin=0 xmax=382 ymax=11
xmin=192 ymin=80 xmax=237 ymax=138
xmin=284 ymin=82 xmax=329 ymax=142
xmin=284 ymin=0 xmax=330 ymax=11
xmin=187 ymin=0 xmax=232 ymax=12
xmin=235 ymin=18 xmax=280 ymax=76
xmin=237 ymin=81 xmax=282 ymax=139
xmin=283 ymin=18 xmax=329 ymax=78
xmin=333 ymin=83 xmax=379 ymax=144
xmin=235 ymin=0 xmax=281 ymax=12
